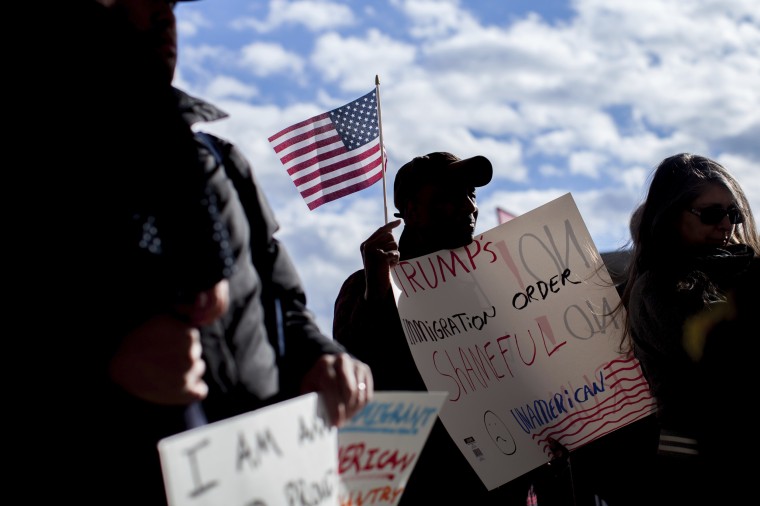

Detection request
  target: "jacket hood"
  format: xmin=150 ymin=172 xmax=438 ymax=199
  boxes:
xmin=173 ymin=87 xmax=229 ymax=126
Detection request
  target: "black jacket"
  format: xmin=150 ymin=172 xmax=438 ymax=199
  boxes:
xmin=93 ymin=90 xmax=349 ymax=504
xmin=176 ymin=89 xmax=347 ymax=421
xmin=629 ymin=244 xmax=757 ymax=437
xmin=31 ymin=5 xmax=243 ymax=503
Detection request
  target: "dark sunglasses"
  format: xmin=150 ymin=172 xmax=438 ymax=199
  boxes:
xmin=688 ymin=207 xmax=744 ymax=225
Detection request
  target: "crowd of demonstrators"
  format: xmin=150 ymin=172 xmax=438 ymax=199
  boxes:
xmin=36 ymin=1 xmax=373 ymax=504
xmin=333 ymin=152 xmax=578 ymax=505
xmin=32 ymin=1 xmax=757 ymax=504
xmin=617 ymin=153 xmax=759 ymax=504
xmin=333 ymin=149 xmax=759 ymax=506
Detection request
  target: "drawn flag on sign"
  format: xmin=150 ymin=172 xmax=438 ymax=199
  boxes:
xmin=268 ymin=90 xmax=384 ymax=210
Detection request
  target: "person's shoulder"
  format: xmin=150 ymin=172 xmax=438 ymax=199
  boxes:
xmin=748 ymin=254 xmax=760 ymax=274
xmin=194 ymin=131 xmax=233 ymax=155
xmin=334 ymin=269 xmax=369 ymax=310
xmin=175 ymin=88 xmax=229 ymax=125
xmin=195 ymin=130 xmax=251 ymax=181
xmin=731 ymin=250 xmax=760 ymax=307
xmin=339 ymin=269 xmax=366 ymax=292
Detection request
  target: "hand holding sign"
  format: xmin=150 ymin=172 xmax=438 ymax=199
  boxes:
xmin=300 ymin=353 xmax=374 ymax=428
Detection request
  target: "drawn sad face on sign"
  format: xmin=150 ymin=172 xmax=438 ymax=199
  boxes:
xmin=484 ymin=410 xmax=517 ymax=455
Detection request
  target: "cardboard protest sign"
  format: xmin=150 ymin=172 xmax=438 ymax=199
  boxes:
xmin=158 ymin=393 xmax=337 ymax=506
xmin=159 ymin=392 xmax=446 ymax=506
xmin=390 ymin=193 xmax=656 ymax=490
xmin=337 ymin=391 xmax=447 ymax=506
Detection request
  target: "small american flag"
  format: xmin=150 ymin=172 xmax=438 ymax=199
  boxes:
xmin=497 ymin=207 xmax=517 ymax=224
xmin=268 ymin=89 xmax=384 ymax=210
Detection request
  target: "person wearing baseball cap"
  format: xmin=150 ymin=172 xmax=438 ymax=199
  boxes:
xmin=392 ymin=151 xmax=493 ymax=257
xmin=333 ymin=151 xmax=549 ymax=504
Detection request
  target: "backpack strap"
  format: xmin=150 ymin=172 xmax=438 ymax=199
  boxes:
xmin=193 ymin=131 xmax=286 ymax=358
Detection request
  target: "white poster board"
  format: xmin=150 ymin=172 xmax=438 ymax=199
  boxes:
xmin=390 ymin=193 xmax=656 ymax=490
xmin=159 ymin=392 xmax=446 ymax=506
xmin=337 ymin=391 xmax=446 ymax=506
xmin=158 ymin=393 xmax=337 ymax=506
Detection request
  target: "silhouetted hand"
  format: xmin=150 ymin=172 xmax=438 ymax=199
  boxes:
xmin=108 ymin=314 xmax=208 ymax=405
xmin=546 ymin=436 xmax=570 ymax=475
xmin=361 ymin=219 xmax=402 ymax=301
xmin=300 ymin=353 xmax=374 ymax=428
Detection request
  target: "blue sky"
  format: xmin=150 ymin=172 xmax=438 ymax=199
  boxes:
xmin=174 ymin=0 xmax=759 ymax=334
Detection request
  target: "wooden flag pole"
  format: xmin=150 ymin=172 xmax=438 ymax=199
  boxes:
xmin=375 ymin=74 xmax=389 ymax=224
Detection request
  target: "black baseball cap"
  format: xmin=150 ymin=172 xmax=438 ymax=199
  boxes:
xmin=393 ymin=152 xmax=493 ymax=217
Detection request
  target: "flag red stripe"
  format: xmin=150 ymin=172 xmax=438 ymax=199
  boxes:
xmin=293 ymin=143 xmax=381 ymax=186
xmin=272 ymin=123 xmax=336 ymax=155
xmin=299 ymin=153 xmax=382 ymax=198
xmin=305 ymin=171 xmax=384 ymax=210
xmin=286 ymin=142 xmax=345 ymax=176
xmin=268 ymin=112 xmax=330 ymax=143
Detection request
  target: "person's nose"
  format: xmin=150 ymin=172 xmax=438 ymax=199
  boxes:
xmin=717 ymin=213 xmax=733 ymax=231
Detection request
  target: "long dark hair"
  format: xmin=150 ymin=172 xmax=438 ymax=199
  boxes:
xmin=617 ymin=153 xmax=759 ymax=351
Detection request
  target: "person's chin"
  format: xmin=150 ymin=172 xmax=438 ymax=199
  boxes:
xmin=442 ymin=233 xmax=475 ymax=251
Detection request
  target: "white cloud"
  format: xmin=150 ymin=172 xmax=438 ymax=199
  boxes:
xmin=176 ymin=8 xmax=210 ymax=38
xmin=310 ymin=29 xmax=417 ymax=91
xmin=233 ymin=0 xmax=356 ymax=33
xmin=568 ymin=151 xmax=607 ymax=178
xmin=204 ymin=76 xmax=259 ymax=100
xmin=240 ymin=42 xmax=305 ymax=77
xmin=179 ymin=44 xmax=235 ymax=85
xmin=394 ymin=0 xmax=482 ymax=39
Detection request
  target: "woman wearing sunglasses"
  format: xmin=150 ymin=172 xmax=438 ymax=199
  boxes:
xmin=617 ymin=153 xmax=759 ymax=504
